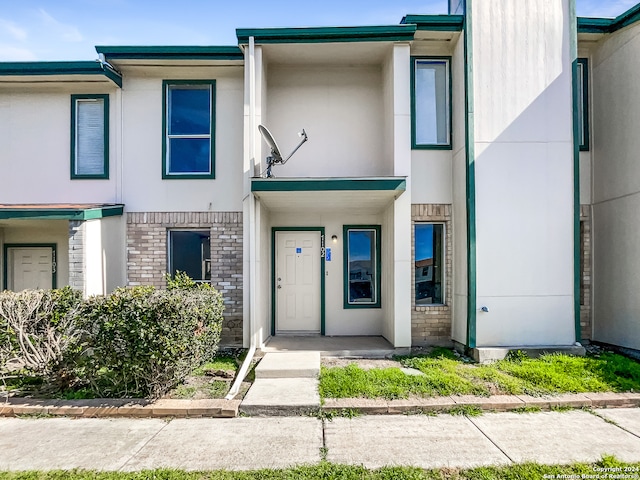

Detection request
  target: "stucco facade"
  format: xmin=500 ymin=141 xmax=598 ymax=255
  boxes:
xmin=1 ymin=0 xmax=639 ymax=353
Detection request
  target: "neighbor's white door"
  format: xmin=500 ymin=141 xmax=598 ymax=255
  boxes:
xmin=7 ymin=247 xmax=54 ymax=291
xmin=275 ymin=231 xmax=321 ymax=334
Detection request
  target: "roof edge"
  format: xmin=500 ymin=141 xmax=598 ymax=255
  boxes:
xmin=399 ymin=14 xmax=464 ymax=31
xmin=578 ymin=2 xmax=640 ymax=34
xmin=0 ymin=61 xmax=122 ymax=87
xmin=95 ymin=45 xmax=244 ymax=61
xmin=236 ymin=25 xmax=416 ymax=44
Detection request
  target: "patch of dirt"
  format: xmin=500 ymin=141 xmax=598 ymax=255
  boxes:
xmin=321 ymin=357 xmax=404 ymax=370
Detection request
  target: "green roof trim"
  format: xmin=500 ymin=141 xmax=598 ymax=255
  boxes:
xmin=578 ymin=3 xmax=640 ymax=34
xmin=95 ymin=45 xmax=243 ymax=61
xmin=251 ymin=177 xmax=406 ymax=192
xmin=237 ymin=25 xmax=416 ymax=44
xmin=0 ymin=204 xmax=124 ymax=221
xmin=400 ymin=14 xmax=464 ymax=31
xmin=0 ymin=61 xmax=122 ymax=87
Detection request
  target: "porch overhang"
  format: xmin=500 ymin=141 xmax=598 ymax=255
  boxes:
xmin=251 ymin=177 xmax=406 ymax=213
xmin=0 ymin=203 xmax=124 ymax=221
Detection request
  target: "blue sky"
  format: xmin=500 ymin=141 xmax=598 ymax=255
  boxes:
xmin=0 ymin=0 xmax=637 ymax=61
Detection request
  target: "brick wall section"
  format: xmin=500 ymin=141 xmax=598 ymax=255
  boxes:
xmin=580 ymin=205 xmax=592 ymax=341
xmin=126 ymin=212 xmax=243 ymax=346
xmin=411 ymin=204 xmax=453 ymax=346
xmin=68 ymin=220 xmax=85 ymax=292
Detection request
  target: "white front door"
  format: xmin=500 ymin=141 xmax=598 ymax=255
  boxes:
xmin=7 ymin=247 xmax=55 ymax=291
xmin=275 ymin=231 xmax=321 ymax=334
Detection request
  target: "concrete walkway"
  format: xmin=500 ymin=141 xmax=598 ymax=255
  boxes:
xmin=1 ymin=408 xmax=640 ymax=471
xmin=240 ymin=352 xmax=321 ymax=415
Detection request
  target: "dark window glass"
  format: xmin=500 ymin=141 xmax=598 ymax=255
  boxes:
xmin=415 ymin=224 xmax=444 ymax=305
xmin=169 ymin=231 xmax=211 ymax=281
xmin=347 ymin=229 xmax=377 ymax=304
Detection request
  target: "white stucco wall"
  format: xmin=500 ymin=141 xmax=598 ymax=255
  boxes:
xmin=590 ymin=23 xmax=640 ymax=350
xmin=84 ymin=216 xmax=126 ymax=296
xmin=265 ymin=65 xmax=388 ymax=177
xmin=471 ymin=0 xmax=575 ymax=346
xmin=451 ymin=31 xmax=468 ymax=345
xmin=0 ymin=85 xmax=119 ymax=204
xmin=120 ymin=66 xmax=244 ymax=212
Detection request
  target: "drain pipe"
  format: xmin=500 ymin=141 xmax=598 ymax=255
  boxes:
xmin=225 ymin=344 xmax=255 ymax=400
xmin=226 ymin=35 xmax=258 ymax=401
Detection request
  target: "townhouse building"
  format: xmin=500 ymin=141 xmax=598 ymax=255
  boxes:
xmin=1 ymin=0 xmax=639 ymax=359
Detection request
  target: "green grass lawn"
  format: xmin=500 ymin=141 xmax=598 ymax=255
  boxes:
xmin=319 ymin=348 xmax=640 ymax=399
xmin=0 ymin=457 xmax=636 ymax=480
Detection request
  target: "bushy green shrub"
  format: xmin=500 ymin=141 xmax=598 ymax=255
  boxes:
xmin=76 ymin=280 xmax=223 ymax=398
xmin=0 ymin=287 xmax=82 ymax=381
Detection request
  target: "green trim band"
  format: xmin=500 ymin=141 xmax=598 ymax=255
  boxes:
xmin=96 ymin=45 xmax=243 ymax=61
xmin=0 ymin=61 xmax=121 ymax=87
xmin=0 ymin=205 xmax=124 ymax=220
xmin=400 ymin=14 xmax=464 ymax=31
xmin=252 ymin=178 xmax=406 ymax=192
xmin=343 ymin=225 xmax=382 ymax=310
xmin=3 ymin=243 xmax=58 ymax=290
xmin=70 ymin=94 xmax=110 ymax=180
xmin=271 ymin=227 xmax=326 ymax=336
xmin=237 ymin=25 xmax=416 ymax=44
xmin=464 ymin=0 xmax=477 ymax=349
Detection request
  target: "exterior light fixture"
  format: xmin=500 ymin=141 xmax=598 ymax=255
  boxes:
xmin=331 ymin=235 xmax=338 ymax=243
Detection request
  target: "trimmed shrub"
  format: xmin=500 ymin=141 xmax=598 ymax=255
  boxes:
xmin=0 ymin=287 xmax=82 ymax=381
xmin=76 ymin=280 xmax=223 ymax=398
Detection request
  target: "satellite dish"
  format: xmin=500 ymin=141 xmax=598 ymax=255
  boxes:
xmin=258 ymin=124 xmax=308 ymax=178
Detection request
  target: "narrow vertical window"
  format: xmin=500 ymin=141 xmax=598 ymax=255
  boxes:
xmin=163 ymin=80 xmax=216 ymax=178
xmin=412 ymin=58 xmax=451 ymax=148
xmin=576 ymin=58 xmax=589 ymax=151
xmin=343 ymin=225 xmax=381 ymax=308
xmin=415 ymin=223 xmax=444 ymax=305
xmin=71 ymin=94 xmax=109 ymax=178
xmin=168 ymin=230 xmax=211 ymax=282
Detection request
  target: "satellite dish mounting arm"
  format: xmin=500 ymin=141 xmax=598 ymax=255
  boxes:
xmin=280 ymin=129 xmax=307 ymax=165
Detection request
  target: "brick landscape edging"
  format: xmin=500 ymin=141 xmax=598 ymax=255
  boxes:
xmin=3 ymin=392 xmax=639 ymax=418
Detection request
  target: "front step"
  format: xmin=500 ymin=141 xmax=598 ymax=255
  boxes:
xmin=240 ymin=352 xmax=321 ymax=416
xmin=254 ymin=351 xmax=320 ymax=379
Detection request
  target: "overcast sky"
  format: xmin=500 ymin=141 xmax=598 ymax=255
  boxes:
xmin=0 ymin=0 xmax=637 ymax=61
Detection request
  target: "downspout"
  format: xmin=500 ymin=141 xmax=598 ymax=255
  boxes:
xmin=226 ymin=35 xmax=257 ymax=400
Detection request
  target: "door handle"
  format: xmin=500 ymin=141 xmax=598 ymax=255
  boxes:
xmin=277 ymin=285 xmax=282 ymax=289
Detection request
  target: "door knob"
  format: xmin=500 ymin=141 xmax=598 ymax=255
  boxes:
xmin=277 ymin=285 xmax=282 ymax=289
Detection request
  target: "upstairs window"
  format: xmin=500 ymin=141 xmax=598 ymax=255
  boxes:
xmin=343 ymin=225 xmax=381 ymax=309
xmin=163 ymin=80 xmax=216 ymax=179
xmin=412 ymin=57 xmax=451 ymax=149
xmin=71 ymin=94 xmax=109 ymax=179
xmin=576 ymin=58 xmax=589 ymax=151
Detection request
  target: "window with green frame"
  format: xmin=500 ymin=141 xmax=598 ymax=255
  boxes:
xmin=70 ymin=94 xmax=109 ymax=179
xmin=414 ymin=223 xmax=444 ymax=305
xmin=343 ymin=225 xmax=381 ymax=309
xmin=162 ymin=80 xmax=216 ymax=179
xmin=576 ymin=58 xmax=589 ymax=151
xmin=411 ymin=57 xmax=451 ymax=149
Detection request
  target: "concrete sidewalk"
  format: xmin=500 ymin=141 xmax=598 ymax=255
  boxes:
xmin=1 ymin=408 xmax=640 ymax=471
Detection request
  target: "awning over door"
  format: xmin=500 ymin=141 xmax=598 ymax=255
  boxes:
xmin=251 ymin=177 xmax=405 ymax=214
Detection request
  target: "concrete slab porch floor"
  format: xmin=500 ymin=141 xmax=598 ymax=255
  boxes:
xmin=261 ymin=335 xmax=409 ymax=358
